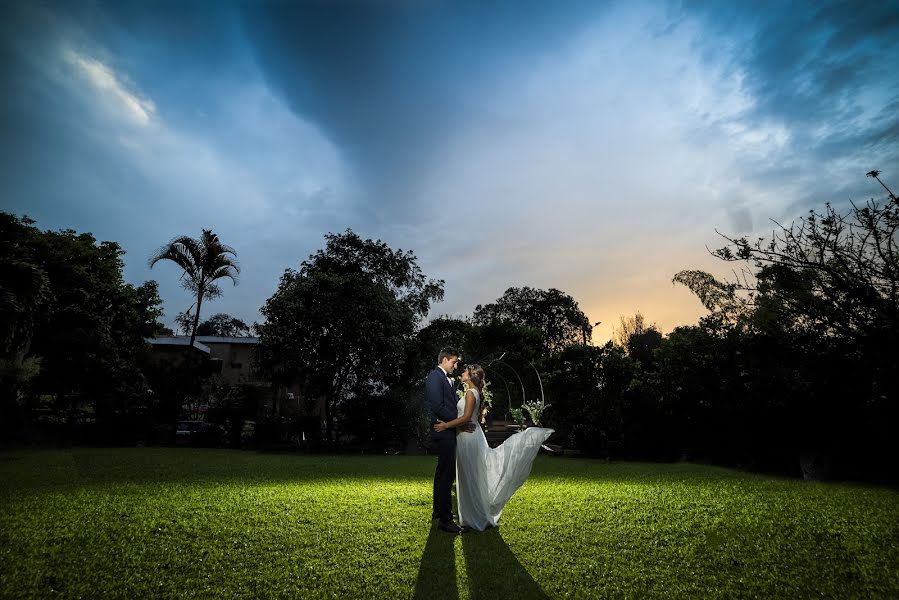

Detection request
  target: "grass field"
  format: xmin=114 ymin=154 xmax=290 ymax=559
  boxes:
xmin=1 ymin=448 xmax=897 ymax=599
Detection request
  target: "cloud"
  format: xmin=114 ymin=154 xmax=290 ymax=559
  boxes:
xmin=238 ymin=0 xmax=610 ymax=216
xmin=683 ymin=1 xmax=899 ymax=118
xmin=678 ymin=0 xmax=899 ymax=213
xmin=0 ymin=1 xmax=356 ymax=330
xmin=342 ymin=4 xmax=747 ymax=335
xmin=82 ymin=76 xmax=359 ymax=329
xmin=381 ymin=1 xmax=897 ymax=342
xmin=62 ymin=47 xmax=156 ymax=125
xmin=2 ymin=0 xmax=896 ymax=343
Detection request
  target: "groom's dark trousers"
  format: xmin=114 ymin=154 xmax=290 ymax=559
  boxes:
xmin=426 ymin=366 xmax=458 ymax=523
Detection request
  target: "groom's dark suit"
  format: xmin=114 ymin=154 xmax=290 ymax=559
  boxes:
xmin=427 ymin=366 xmax=458 ymax=523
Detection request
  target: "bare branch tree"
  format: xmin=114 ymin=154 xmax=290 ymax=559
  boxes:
xmin=676 ymin=171 xmax=899 ymax=341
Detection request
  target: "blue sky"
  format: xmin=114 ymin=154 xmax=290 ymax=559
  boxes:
xmin=2 ymin=0 xmax=897 ymax=342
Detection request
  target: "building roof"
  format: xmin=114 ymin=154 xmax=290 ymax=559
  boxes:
xmin=194 ymin=336 xmax=259 ymax=345
xmin=147 ymin=337 xmax=211 ymax=353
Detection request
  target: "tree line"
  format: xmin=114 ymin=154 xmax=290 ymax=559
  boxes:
xmin=0 ymin=171 xmax=895 ymax=482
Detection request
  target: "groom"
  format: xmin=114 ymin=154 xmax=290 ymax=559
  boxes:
xmin=427 ymin=347 xmax=475 ymax=534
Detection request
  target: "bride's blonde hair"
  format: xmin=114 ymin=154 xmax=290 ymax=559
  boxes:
xmin=466 ymin=364 xmax=488 ymax=425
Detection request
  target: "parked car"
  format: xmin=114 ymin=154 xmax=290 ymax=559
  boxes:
xmin=175 ymin=420 xmax=225 ymax=447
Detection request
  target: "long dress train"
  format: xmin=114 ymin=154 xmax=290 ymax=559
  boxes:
xmin=455 ymin=388 xmax=554 ymax=530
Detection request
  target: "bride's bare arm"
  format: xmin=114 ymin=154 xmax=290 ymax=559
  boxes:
xmin=434 ymin=390 xmax=476 ymax=432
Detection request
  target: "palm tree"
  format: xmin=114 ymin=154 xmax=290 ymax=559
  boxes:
xmin=866 ymin=169 xmax=896 ymax=201
xmin=149 ymin=229 xmax=240 ymax=361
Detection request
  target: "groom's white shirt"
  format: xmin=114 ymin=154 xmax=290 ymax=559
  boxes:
xmin=437 ymin=365 xmax=453 ymax=389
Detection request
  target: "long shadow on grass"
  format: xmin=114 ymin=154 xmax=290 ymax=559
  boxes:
xmin=412 ymin=523 xmax=458 ymax=599
xmin=461 ymin=528 xmax=549 ymax=600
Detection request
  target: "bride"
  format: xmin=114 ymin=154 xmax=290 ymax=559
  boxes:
xmin=434 ymin=364 xmax=554 ymax=531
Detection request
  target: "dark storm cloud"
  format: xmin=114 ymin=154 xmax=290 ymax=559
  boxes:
xmin=237 ymin=0 xmax=606 ymax=212
xmin=681 ymin=0 xmax=899 ymax=211
xmin=688 ymin=1 xmax=898 ymax=124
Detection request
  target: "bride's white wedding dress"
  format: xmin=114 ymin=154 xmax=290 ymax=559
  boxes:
xmin=455 ymin=388 xmax=554 ymax=531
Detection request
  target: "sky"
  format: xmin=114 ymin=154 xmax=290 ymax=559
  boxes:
xmin=1 ymin=0 xmax=897 ymax=343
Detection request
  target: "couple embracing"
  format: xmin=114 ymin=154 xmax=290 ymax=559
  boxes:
xmin=427 ymin=347 xmax=554 ymax=534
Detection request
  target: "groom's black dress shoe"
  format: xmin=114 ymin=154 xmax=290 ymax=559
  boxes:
xmin=438 ymin=521 xmax=462 ymax=534
xmin=432 ymin=512 xmax=457 ymax=521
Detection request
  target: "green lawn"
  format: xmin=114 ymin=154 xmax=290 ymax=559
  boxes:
xmin=1 ymin=449 xmax=897 ymax=599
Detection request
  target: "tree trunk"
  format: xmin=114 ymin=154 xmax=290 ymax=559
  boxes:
xmin=187 ymin=288 xmax=204 ymax=368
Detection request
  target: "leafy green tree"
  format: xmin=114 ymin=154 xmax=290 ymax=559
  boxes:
xmin=626 ymin=328 xmax=663 ymax=370
xmin=149 ymin=229 xmax=240 ymax=357
xmin=255 ymin=229 xmax=443 ymax=444
xmin=671 ymin=271 xmax=751 ymax=326
xmin=174 ymin=308 xmax=194 ymax=336
xmin=196 ymin=313 xmax=251 ymax=337
xmin=543 ymin=342 xmax=634 ymax=457
xmin=0 ymin=215 xmax=49 ymax=428
xmin=671 ymin=171 xmax=899 ymax=479
xmin=472 ymin=286 xmax=592 ymax=354
xmin=413 ymin=317 xmax=475 ymax=370
xmin=687 ymin=170 xmax=898 ymax=341
xmin=0 ymin=216 xmax=49 ymax=355
xmin=611 ymin=311 xmax=663 ymax=369
xmin=0 ymin=213 xmax=164 ymax=438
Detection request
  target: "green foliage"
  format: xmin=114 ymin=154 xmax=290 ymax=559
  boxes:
xmin=413 ymin=317 xmax=476 ymax=372
xmin=149 ymin=229 xmax=240 ymax=299
xmin=509 ymin=406 xmax=525 ymax=431
xmin=339 ymin=389 xmax=416 ymax=451
xmin=678 ymin=171 xmax=898 ymax=346
xmin=149 ymin=229 xmax=240 ymax=353
xmin=0 ymin=214 xmax=50 ymax=358
xmin=174 ymin=308 xmax=194 ymax=336
xmin=195 ymin=313 xmax=251 ymax=337
xmin=543 ymin=343 xmax=636 ymax=457
xmin=668 ymin=172 xmax=899 ymax=475
xmin=718 ymin=200 xmax=898 ymax=340
xmin=0 ymin=213 xmax=164 ymax=436
xmin=625 ymin=327 xmax=663 ymax=370
xmin=472 ymin=286 xmax=592 ymax=354
xmin=256 ymin=230 xmax=444 ymax=444
xmin=1 ymin=449 xmax=897 ymax=599
xmin=203 ymin=383 xmax=261 ymax=447
xmin=672 ymin=270 xmax=750 ymax=325
xmin=303 ymin=229 xmax=444 ymax=319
